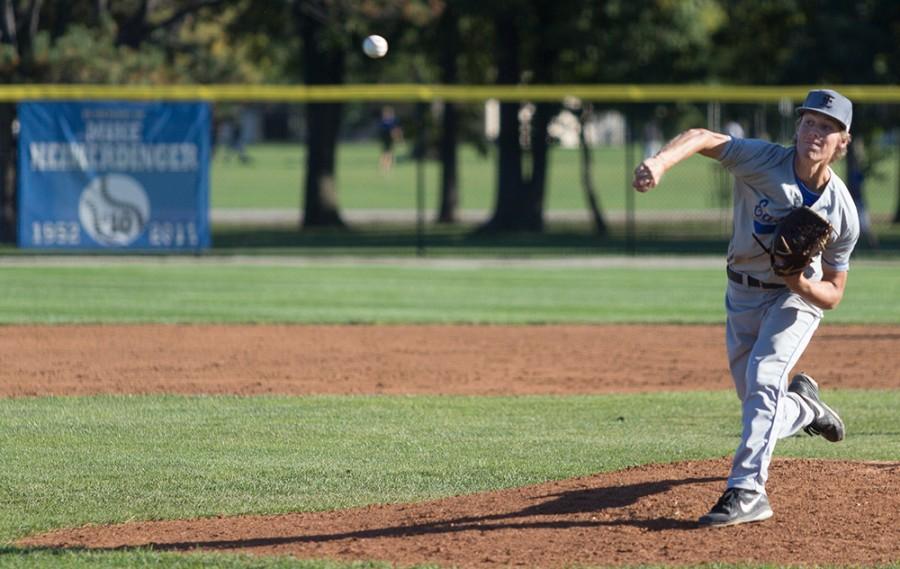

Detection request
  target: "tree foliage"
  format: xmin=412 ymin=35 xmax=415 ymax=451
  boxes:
xmin=3 ymin=0 xmax=900 ymax=239
xmin=1 ymin=0 xmax=264 ymax=83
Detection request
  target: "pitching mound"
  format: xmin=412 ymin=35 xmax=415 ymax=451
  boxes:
xmin=19 ymin=458 xmax=900 ymax=567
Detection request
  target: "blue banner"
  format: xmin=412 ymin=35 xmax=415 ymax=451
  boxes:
xmin=18 ymin=101 xmax=210 ymax=250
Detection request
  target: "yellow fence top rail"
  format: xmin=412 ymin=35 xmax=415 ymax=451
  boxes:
xmin=2 ymin=84 xmax=900 ymax=103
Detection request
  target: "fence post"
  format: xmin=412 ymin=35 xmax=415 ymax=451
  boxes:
xmin=624 ymin=111 xmax=636 ymax=255
xmin=0 ymin=104 xmax=15 ymax=243
xmin=415 ymin=100 xmax=426 ymax=256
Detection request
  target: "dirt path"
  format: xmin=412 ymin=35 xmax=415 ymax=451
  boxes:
xmin=3 ymin=324 xmax=898 ymax=398
xmin=7 ymin=324 xmax=900 ymax=567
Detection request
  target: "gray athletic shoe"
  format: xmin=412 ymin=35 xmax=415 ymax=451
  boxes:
xmin=788 ymin=372 xmax=845 ymax=442
xmin=698 ymin=488 xmax=773 ymax=527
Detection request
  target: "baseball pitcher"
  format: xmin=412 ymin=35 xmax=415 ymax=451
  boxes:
xmin=632 ymin=89 xmax=860 ymax=527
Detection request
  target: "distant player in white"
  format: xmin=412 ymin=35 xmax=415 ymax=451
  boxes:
xmin=632 ymin=89 xmax=860 ymax=527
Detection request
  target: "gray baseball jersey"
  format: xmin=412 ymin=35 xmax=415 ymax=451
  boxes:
xmin=714 ymin=137 xmax=860 ymax=494
xmin=719 ymin=137 xmax=860 ymax=284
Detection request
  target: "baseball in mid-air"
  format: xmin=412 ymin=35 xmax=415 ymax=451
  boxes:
xmin=362 ymin=34 xmax=389 ymax=58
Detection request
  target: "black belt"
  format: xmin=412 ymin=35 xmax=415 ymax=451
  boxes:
xmin=726 ymin=266 xmax=785 ymax=290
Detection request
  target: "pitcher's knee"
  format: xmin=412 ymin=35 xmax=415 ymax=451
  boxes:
xmin=746 ymin=357 xmax=790 ymax=390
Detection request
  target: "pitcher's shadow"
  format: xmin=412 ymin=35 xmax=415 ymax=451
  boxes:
xmin=104 ymin=474 xmax=724 ymax=552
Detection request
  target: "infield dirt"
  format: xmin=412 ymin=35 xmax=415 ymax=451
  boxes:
xmin=6 ymin=324 xmax=900 ymax=567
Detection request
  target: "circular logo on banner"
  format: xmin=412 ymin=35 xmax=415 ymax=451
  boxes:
xmin=78 ymin=174 xmax=150 ymax=246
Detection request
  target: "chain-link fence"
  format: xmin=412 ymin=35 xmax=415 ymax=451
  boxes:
xmin=207 ymin=98 xmax=899 ymax=254
xmin=1 ymin=85 xmax=898 ymax=255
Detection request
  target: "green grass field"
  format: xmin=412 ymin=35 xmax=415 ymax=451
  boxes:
xmin=3 ymin=392 xmax=899 ymax=544
xmin=1 ymin=261 xmax=899 ymax=324
xmin=2 ymin=260 xmax=899 ymax=568
xmin=211 ymin=142 xmax=900 ymax=216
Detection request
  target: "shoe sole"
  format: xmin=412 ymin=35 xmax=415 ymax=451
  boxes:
xmin=699 ymin=508 xmax=774 ymax=528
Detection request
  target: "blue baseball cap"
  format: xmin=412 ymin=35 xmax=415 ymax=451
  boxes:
xmin=796 ymin=89 xmax=852 ymax=132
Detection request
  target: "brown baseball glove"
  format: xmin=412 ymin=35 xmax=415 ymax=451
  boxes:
xmin=755 ymin=206 xmax=833 ymax=277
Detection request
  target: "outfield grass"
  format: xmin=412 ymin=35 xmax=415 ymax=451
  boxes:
xmin=211 ymin=142 xmax=900 ymax=216
xmin=0 ymin=261 xmax=898 ymax=324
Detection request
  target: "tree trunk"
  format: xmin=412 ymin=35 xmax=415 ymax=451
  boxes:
xmin=1 ymin=0 xmax=18 ymax=54
xmin=483 ymin=10 xmax=523 ymax=231
xmin=116 ymin=0 xmax=150 ymax=48
xmin=53 ymin=0 xmax=74 ymax=39
xmin=0 ymin=0 xmax=16 ymax=243
xmin=520 ymin=1 xmax=563 ymax=233
xmin=0 ymin=104 xmax=16 ymax=243
xmin=8 ymin=0 xmax=41 ymax=57
xmin=438 ymin=103 xmax=459 ymax=223
xmin=490 ymin=102 xmax=523 ymax=229
xmin=0 ymin=0 xmax=43 ymax=243
xmin=297 ymin=0 xmax=345 ymax=228
xmin=95 ymin=0 xmax=109 ymax=21
xmin=523 ymin=102 xmax=552 ymax=231
xmin=578 ymin=104 xmax=607 ymax=235
xmin=436 ymin=5 xmax=459 ymax=224
xmin=303 ymin=103 xmax=344 ymax=227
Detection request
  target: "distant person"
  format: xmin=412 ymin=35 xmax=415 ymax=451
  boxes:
xmin=378 ymin=106 xmax=403 ymax=172
xmin=227 ymin=116 xmax=252 ymax=164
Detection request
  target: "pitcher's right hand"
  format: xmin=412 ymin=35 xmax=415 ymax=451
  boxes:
xmin=632 ymin=157 xmax=664 ymax=192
